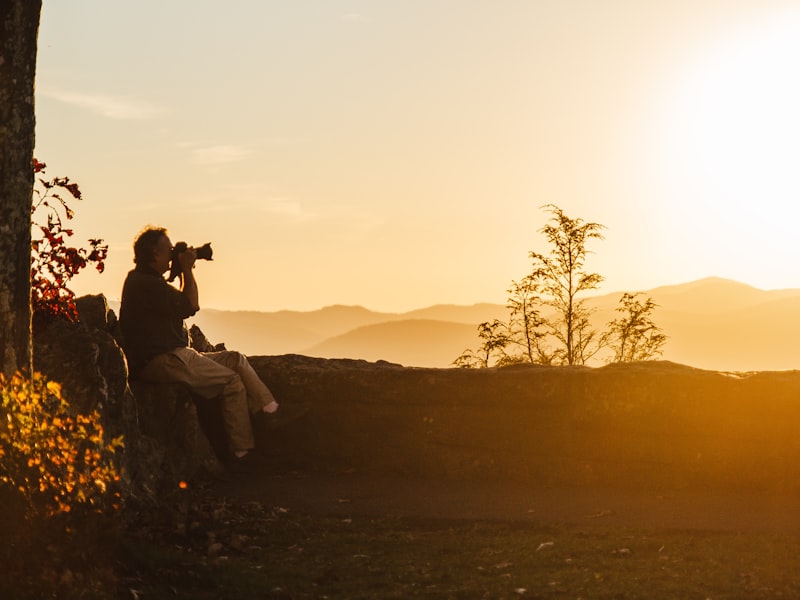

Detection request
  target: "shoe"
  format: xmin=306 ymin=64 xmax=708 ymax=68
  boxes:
xmin=255 ymin=402 xmax=311 ymax=431
xmin=227 ymin=449 xmax=264 ymax=474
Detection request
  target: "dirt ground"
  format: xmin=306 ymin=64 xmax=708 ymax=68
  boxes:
xmin=212 ymin=470 xmax=800 ymax=535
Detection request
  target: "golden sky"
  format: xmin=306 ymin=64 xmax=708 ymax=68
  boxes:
xmin=34 ymin=0 xmax=800 ymax=312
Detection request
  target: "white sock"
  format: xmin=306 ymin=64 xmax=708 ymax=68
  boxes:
xmin=262 ymin=401 xmax=279 ymax=414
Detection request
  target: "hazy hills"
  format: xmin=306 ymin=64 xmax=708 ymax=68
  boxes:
xmin=186 ymin=303 xmax=508 ymax=367
xmin=175 ymin=277 xmax=800 ymax=372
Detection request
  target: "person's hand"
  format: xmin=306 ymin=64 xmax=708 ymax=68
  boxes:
xmin=178 ymin=247 xmax=197 ymax=271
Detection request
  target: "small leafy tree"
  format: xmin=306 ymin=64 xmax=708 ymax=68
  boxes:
xmin=528 ymin=205 xmax=605 ymax=365
xmin=453 ymin=319 xmax=513 ymax=368
xmin=505 ymin=274 xmax=551 ymax=364
xmin=603 ymin=292 xmax=667 ymax=363
xmin=456 ymin=205 xmax=671 ymax=368
xmin=30 ymin=159 xmax=108 ymax=331
xmin=17 ymin=159 xmax=121 ymax=515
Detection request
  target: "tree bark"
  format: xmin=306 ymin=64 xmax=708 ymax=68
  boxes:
xmin=0 ymin=0 xmax=41 ymax=377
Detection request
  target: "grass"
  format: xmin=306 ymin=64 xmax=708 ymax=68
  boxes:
xmin=117 ymin=493 xmax=800 ymax=599
xmin=4 ymin=488 xmax=800 ymax=599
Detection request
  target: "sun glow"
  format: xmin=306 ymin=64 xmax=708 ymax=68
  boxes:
xmin=654 ymin=10 xmax=800 ymax=285
xmin=676 ymin=19 xmax=800 ymax=193
xmin=37 ymin=3 xmax=800 ymax=311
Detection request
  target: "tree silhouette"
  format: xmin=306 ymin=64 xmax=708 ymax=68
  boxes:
xmin=453 ymin=319 xmax=512 ymax=368
xmin=456 ymin=205 xmax=667 ymax=368
xmin=504 ymin=274 xmax=550 ymax=364
xmin=528 ymin=204 xmax=605 ymax=365
xmin=603 ymin=292 xmax=667 ymax=363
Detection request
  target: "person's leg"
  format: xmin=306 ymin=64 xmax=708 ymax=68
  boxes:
xmin=201 ymin=350 xmax=279 ymax=415
xmin=201 ymin=350 xmax=309 ymax=443
xmin=139 ymin=347 xmax=255 ymax=453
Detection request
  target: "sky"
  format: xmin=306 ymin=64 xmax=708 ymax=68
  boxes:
xmin=33 ymin=0 xmax=800 ymax=313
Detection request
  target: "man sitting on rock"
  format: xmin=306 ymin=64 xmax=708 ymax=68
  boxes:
xmin=119 ymin=225 xmax=297 ymax=471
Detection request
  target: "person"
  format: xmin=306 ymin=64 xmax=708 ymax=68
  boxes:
xmin=119 ymin=225 xmax=293 ymax=471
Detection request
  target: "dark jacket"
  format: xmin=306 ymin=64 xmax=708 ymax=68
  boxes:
xmin=119 ymin=265 xmax=198 ymax=377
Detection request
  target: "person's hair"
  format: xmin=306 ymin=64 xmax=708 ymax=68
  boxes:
xmin=133 ymin=226 xmax=168 ymax=265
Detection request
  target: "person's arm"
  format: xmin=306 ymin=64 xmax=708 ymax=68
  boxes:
xmin=178 ymin=248 xmax=200 ymax=311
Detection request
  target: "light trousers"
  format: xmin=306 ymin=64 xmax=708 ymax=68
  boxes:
xmin=139 ymin=347 xmax=277 ymax=453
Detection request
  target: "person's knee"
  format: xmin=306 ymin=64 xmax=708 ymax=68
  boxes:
xmin=218 ymin=350 xmax=248 ymax=371
xmin=231 ymin=351 xmax=255 ymax=376
xmin=232 ymin=351 xmax=248 ymax=368
xmin=223 ymin=373 xmax=246 ymax=398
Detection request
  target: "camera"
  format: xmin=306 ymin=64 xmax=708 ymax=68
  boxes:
xmin=167 ymin=241 xmax=213 ymax=282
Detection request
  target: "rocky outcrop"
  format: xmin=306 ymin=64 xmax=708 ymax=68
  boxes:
xmin=33 ymin=294 xmax=800 ymax=499
xmin=33 ymin=301 xmax=140 ymax=496
xmin=250 ymin=356 xmax=800 ymax=492
xmin=33 ymin=295 xmax=223 ymax=505
xmin=127 ymin=381 xmax=225 ymax=494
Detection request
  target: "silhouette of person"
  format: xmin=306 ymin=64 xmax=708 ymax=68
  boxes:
xmin=119 ymin=226 xmax=294 ymax=471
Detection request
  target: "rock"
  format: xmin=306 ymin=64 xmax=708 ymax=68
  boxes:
xmin=33 ymin=314 xmax=140 ymax=499
xmin=189 ymin=324 xmax=226 ymax=352
xmin=128 ymin=381 xmax=225 ymax=494
xmin=35 ymin=294 xmax=800 ymax=501
xmin=33 ymin=295 xmax=224 ymax=507
xmin=75 ymin=293 xmax=114 ymax=331
xmin=33 ymin=318 xmax=121 ymax=414
xmin=248 ymin=355 xmax=800 ymax=492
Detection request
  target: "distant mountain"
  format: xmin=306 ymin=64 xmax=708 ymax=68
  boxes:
xmin=188 ymin=305 xmax=400 ymax=356
xmin=642 ymin=277 xmax=800 ymax=313
xmin=186 ymin=302 xmax=508 ymax=361
xmin=625 ymin=277 xmax=800 ymax=371
xmin=304 ymin=319 xmax=478 ymax=367
xmin=401 ymin=303 xmax=509 ymax=324
xmin=120 ymin=276 xmax=800 ymax=371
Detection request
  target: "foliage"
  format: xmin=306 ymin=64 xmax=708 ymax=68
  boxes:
xmin=456 ymin=205 xmax=667 ymax=368
xmin=453 ymin=319 xmax=514 ymax=368
xmin=603 ymin=292 xmax=667 ymax=363
xmin=30 ymin=158 xmax=108 ymax=330
xmin=504 ymin=274 xmax=551 ymax=364
xmin=0 ymin=371 xmax=123 ymax=519
xmin=0 ymin=160 xmax=123 ymax=596
xmin=529 ymin=204 xmax=605 ymax=365
xmin=456 ymin=205 xmax=607 ymax=368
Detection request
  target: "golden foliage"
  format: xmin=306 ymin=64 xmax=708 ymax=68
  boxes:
xmin=0 ymin=371 xmax=123 ymax=519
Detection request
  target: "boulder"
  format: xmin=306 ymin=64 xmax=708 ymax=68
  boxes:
xmin=33 ymin=294 xmax=223 ymax=506
xmin=33 ymin=314 xmax=140 ymax=495
xmin=128 ymin=381 xmax=225 ymax=495
xmin=188 ymin=324 xmax=226 ymax=352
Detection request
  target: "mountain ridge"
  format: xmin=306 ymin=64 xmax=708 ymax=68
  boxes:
xmin=111 ymin=276 xmax=800 ymax=372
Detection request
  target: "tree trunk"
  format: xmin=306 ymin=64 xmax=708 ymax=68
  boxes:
xmin=0 ymin=0 xmax=41 ymax=377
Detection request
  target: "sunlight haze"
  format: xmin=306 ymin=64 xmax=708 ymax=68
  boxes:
xmin=34 ymin=0 xmax=800 ymax=312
